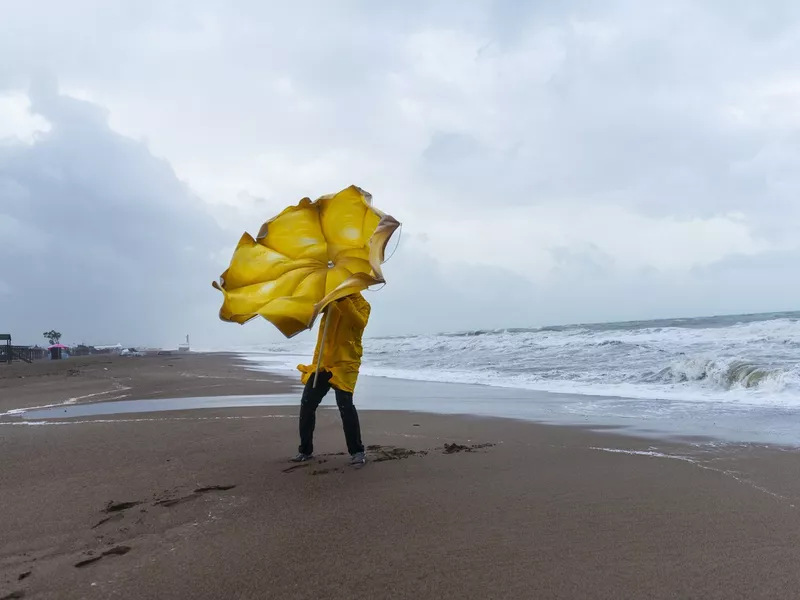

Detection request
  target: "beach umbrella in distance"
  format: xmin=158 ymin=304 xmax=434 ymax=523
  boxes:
xmin=212 ymin=185 xmax=401 ymax=338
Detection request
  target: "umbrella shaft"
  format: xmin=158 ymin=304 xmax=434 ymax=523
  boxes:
xmin=313 ymin=308 xmax=332 ymax=388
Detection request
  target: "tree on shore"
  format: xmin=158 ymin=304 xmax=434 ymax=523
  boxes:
xmin=43 ymin=330 xmax=62 ymax=345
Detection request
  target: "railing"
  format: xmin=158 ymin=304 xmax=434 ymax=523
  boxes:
xmin=0 ymin=346 xmax=46 ymax=363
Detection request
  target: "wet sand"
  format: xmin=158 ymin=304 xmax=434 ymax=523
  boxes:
xmin=0 ymin=353 xmax=295 ymax=415
xmin=3 ymin=354 xmax=800 ymax=599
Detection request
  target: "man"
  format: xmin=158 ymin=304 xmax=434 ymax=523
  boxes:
xmin=293 ymin=293 xmax=370 ymax=466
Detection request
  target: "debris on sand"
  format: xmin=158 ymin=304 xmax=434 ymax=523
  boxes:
xmin=74 ymin=546 xmax=131 ymax=568
xmin=74 ymin=556 xmax=103 ymax=568
xmin=370 ymin=446 xmax=425 ymax=462
xmin=443 ymin=442 xmax=495 ymax=454
xmin=92 ymin=513 xmax=124 ymax=529
xmin=103 ymin=501 xmax=142 ymax=513
xmin=443 ymin=443 xmax=471 ymax=454
xmin=103 ymin=546 xmax=131 ymax=557
xmin=194 ymin=485 xmax=236 ymax=493
xmin=154 ymin=494 xmax=199 ymax=508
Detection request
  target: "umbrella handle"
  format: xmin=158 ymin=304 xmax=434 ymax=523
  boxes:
xmin=313 ymin=306 xmax=333 ymax=388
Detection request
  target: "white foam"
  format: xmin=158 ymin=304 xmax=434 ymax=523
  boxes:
xmin=588 ymin=446 xmax=793 ymax=506
xmin=588 ymin=447 xmax=696 ymax=462
xmin=0 ymin=414 xmax=293 ymax=426
xmin=0 ymin=384 xmax=132 ymax=417
xmin=236 ymin=314 xmax=800 ymax=408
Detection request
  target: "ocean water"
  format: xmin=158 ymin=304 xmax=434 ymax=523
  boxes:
xmin=239 ymin=311 xmax=800 ymax=408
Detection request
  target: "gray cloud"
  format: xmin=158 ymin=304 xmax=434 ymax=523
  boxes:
xmin=1 ymin=1 xmax=799 ymax=347
xmin=370 ymin=239 xmax=800 ymax=336
xmin=0 ymin=80 xmax=224 ymax=347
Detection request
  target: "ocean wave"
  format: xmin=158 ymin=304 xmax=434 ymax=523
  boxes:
xmin=237 ymin=311 xmax=800 ymax=406
xmin=647 ymin=357 xmax=789 ymax=391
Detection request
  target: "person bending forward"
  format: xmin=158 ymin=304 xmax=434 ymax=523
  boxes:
xmin=293 ymin=293 xmax=370 ymax=466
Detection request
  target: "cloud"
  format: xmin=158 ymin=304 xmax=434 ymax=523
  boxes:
xmin=370 ymin=238 xmax=800 ymax=336
xmin=1 ymin=1 xmax=800 ymax=346
xmin=0 ymin=81 xmax=225 ymax=346
xmin=0 ymin=91 xmax=50 ymax=143
xmin=412 ymin=204 xmax=766 ymax=279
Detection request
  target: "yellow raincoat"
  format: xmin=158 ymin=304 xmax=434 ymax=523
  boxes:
xmin=297 ymin=294 xmax=371 ymax=393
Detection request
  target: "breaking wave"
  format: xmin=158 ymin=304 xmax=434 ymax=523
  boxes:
xmin=241 ymin=311 xmax=800 ymax=406
xmin=647 ymin=358 xmax=788 ymax=391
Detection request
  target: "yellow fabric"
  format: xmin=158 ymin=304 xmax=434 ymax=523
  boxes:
xmin=297 ymin=293 xmax=370 ymax=393
xmin=212 ymin=185 xmax=399 ymax=338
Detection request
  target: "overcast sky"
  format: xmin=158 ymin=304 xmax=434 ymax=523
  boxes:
xmin=2 ymin=1 xmax=799 ymax=348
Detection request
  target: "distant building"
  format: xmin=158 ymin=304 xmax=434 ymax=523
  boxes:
xmin=95 ymin=344 xmax=123 ymax=352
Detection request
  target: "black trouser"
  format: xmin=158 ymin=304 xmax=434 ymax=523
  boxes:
xmin=299 ymin=371 xmax=364 ymax=456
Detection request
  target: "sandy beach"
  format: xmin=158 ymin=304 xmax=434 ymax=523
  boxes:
xmin=3 ymin=354 xmax=800 ymax=599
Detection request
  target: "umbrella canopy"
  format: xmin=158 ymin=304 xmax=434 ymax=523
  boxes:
xmin=48 ymin=344 xmax=68 ymax=349
xmin=213 ymin=185 xmax=400 ymax=338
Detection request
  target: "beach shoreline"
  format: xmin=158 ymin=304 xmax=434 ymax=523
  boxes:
xmin=7 ymin=351 xmax=800 ymax=447
xmin=0 ymin=352 xmax=297 ymax=415
xmin=3 ymin=353 xmax=800 ymax=599
xmin=241 ymin=353 xmax=800 ymax=448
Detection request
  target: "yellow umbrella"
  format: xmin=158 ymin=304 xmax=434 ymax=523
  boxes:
xmin=213 ymin=185 xmax=400 ymax=338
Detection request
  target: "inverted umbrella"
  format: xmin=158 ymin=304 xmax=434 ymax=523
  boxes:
xmin=213 ymin=185 xmax=400 ymax=338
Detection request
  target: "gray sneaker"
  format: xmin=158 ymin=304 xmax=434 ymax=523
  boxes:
xmin=350 ymin=452 xmax=366 ymax=466
xmin=290 ymin=453 xmax=314 ymax=463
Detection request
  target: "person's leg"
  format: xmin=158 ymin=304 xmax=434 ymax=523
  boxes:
xmin=298 ymin=372 xmax=331 ymax=456
xmin=334 ymin=387 xmax=364 ymax=456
